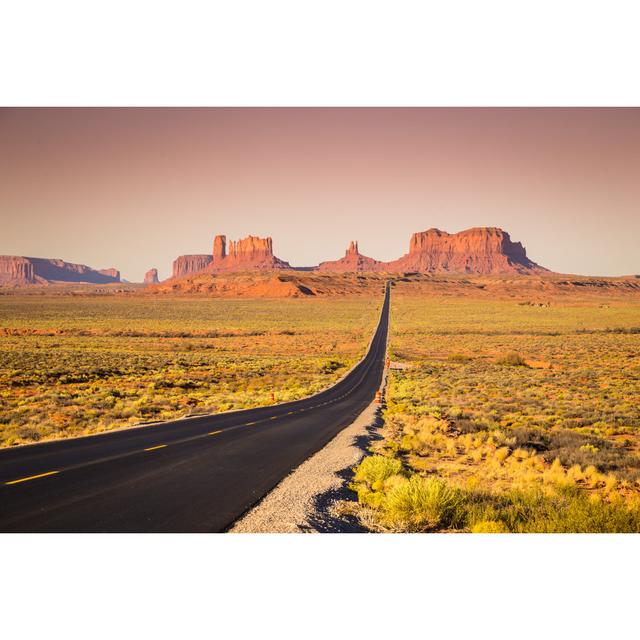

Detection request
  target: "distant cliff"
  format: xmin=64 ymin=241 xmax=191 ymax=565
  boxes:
xmin=2 ymin=226 xmax=549 ymax=287
xmin=0 ymin=256 xmax=121 ymax=286
xmin=385 ymin=227 xmax=546 ymax=274
xmin=320 ymin=228 xmax=546 ymax=274
xmin=171 ymin=254 xmax=213 ymax=279
xmin=171 ymin=235 xmax=290 ymax=279
xmin=208 ymin=235 xmax=290 ymax=272
xmin=170 ymin=227 xmax=546 ymax=278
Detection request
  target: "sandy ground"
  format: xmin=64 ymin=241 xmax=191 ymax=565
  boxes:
xmin=230 ymin=375 xmax=386 ymax=533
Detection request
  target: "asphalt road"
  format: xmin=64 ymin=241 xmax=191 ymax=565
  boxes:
xmin=0 ymin=284 xmax=391 ymax=532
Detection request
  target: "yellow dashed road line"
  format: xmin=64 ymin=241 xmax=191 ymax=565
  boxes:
xmin=6 ymin=470 xmax=59 ymax=485
xmin=4 ymin=390 xmax=359 ymax=486
xmin=144 ymin=444 xmax=167 ymax=452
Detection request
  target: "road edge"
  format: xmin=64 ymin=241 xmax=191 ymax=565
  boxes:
xmin=229 ymin=329 xmax=389 ymax=533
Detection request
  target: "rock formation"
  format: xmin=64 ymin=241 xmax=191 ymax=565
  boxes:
xmin=318 ymin=241 xmax=385 ymax=272
xmin=0 ymin=256 xmax=39 ymax=285
xmin=0 ymin=256 xmax=121 ymax=286
xmin=144 ymin=268 xmax=159 ymax=284
xmin=30 ymin=258 xmax=121 ymax=283
xmin=2 ymin=226 xmax=548 ymax=289
xmin=168 ymin=227 xmax=546 ymax=278
xmin=171 ymin=254 xmax=213 ymax=279
xmin=98 ymin=268 xmax=121 ymax=280
xmin=385 ymin=227 xmax=546 ymax=274
xmin=213 ymin=235 xmax=226 ymax=261
xmin=206 ymin=235 xmax=290 ymax=272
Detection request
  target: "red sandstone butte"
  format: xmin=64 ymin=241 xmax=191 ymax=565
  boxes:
xmin=206 ymin=235 xmax=291 ymax=272
xmin=385 ymin=227 xmax=546 ymax=274
xmin=0 ymin=256 xmax=40 ymax=285
xmin=168 ymin=227 xmax=546 ymax=278
xmin=318 ymin=241 xmax=385 ymax=272
xmin=171 ymin=254 xmax=213 ymax=279
xmin=0 ymin=256 xmax=121 ymax=286
xmin=144 ymin=268 xmax=159 ymax=284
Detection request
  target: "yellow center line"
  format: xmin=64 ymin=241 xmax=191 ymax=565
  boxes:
xmin=208 ymin=430 xmax=223 ymax=436
xmin=144 ymin=444 xmax=167 ymax=452
xmin=6 ymin=470 xmax=59 ymax=485
xmin=270 ymin=416 xmax=278 ymax=420
xmin=245 ymin=421 xmax=257 ymax=426
xmin=287 ymin=411 xmax=294 ymax=415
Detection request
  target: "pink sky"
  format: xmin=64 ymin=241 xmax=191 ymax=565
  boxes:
xmin=1 ymin=108 xmax=638 ymax=281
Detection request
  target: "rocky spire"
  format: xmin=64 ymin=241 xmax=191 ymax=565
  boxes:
xmin=346 ymin=241 xmax=359 ymax=256
xmin=144 ymin=268 xmax=159 ymax=284
xmin=213 ymin=235 xmax=226 ymax=261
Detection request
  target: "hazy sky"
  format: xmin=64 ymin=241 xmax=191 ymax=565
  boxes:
xmin=1 ymin=108 xmax=638 ymax=281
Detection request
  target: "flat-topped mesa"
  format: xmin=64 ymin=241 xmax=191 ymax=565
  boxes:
xmin=0 ymin=256 xmax=121 ymax=286
xmin=0 ymin=256 xmax=39 ymax=285
xmin=386 ymin=227 xmax=546 ymax=274
xmin=172 ymin=254 xmax=213 ymax=279
xmin=98 ymin=268 xmax=121 ymax=281
xmin=31 ymin=258 xmax=121 ymax=283
xmin=207 ymin=234 xmax=290 ymax=272
xmin=144 ymin=268 xmax=159 ymax=285
xmin=318 ymin=241 xmax=385 ymax=273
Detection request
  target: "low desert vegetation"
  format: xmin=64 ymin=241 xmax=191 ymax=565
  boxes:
xmin=0 ymin=295 xmax=379 ymax=446
xmin=350 ymin=293 xmax=640 ymax=533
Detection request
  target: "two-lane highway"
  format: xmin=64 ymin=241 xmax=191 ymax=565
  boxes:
xmin=0 ymin=284 xmax=391 ymax=532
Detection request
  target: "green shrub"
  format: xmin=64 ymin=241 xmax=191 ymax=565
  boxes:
xmin=496 ymin=352 xmax=528 ymax=367
xmin=321 ymin=359 xmax=345 ymax=374
xmin=471 ymin=520 xmax=509 ymax=533
xmin=353 ymin=455 xmax=404 ymax=490
xmin=456 ymin=419 xmax=488 ymax=434
xmin=539 ymin=430 xmax=640 ymax=479
xmin=466 ymin=486 xmax=640 ymax=533
xmin=448 ymin=354 xmax=472 ymax=363
xmin=382 ymin=476 xmax=465 ymax=532
xmin=519 ymin=489 xmax=640 ymax=533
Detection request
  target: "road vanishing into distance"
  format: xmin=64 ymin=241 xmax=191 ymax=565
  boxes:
xmin=0 ymin=284 xmax=391 ymax=532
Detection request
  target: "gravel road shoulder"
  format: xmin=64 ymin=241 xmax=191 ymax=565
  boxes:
xmin=229 ymin=376 xmax=386 ymax=533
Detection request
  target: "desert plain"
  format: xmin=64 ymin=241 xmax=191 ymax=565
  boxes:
xmin=2 ymin=269 xmax=639 ymax=532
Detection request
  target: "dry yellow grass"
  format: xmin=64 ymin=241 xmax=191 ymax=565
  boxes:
xmin=350 ymin=288 xmax=640 ymax=532
xmin=0 ymin=294 xmax=379 ymax=447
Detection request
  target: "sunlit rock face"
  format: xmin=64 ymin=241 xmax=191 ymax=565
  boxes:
xmin=385 ymin=227 xmax=547 ymax=274
xmin=172 ymin=254 xmax=213 ymax=279
xmin=207 ymin=235 xmax=290 ymax=272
